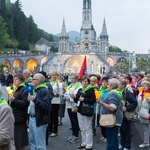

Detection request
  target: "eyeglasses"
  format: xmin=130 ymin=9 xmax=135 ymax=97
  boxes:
xmin=33 ymin=78 xmax=38 ymax=80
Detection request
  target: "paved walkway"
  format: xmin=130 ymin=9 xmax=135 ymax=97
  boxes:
xmin=0 ymin=85 xmax=149 ymax=150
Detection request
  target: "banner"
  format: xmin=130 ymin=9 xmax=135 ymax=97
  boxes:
xmin=78 ymin=56 xmax=87 ymax=78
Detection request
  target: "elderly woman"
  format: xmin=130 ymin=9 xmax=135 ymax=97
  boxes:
xmin=9 ymin=73 xmax=29 ymax=150
xmin=137 ymin=80 xmax=150 ymax=148
xmin=118 ymin=78 xmax=137 ymax=150
xmin=74 ymin=76 xmax=95 ymax=150
xmin=49 ymin=71 xmax=60 ymax=137
xmin=97 ymin=78 xmax=123 ymax=150
xmin=0 ymin=90 xmax=15 ymax=150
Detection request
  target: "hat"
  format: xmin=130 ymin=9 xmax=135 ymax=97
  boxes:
xmin=39 ymin=71 xmax=48 ymax=79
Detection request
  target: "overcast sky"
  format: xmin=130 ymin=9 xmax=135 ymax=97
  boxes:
xmin=11 ymin=0 xmax=150 ymax=54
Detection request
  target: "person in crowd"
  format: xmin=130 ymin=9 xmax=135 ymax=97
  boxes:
xmin=135 ymin=72 xmax=144 ymax=96
xmin=39 ymin=71 xmax=54 ymax=145
xmin=97 ymin=78 xmax=123 ymax=150
xmin=131 ymin=76 xmax=137 ymax=97
xmin=65 ymin=73 xmax=81 ymax=144
xmin=58 ymin=74 xmax=67 ymax=126
xmin=28 ymin=73 xmax=51 ymax=150
xmin=89 ymin=75 xmax=99 ymax=136
xmin=74 ymin=76 xmax=95 ymax=150
xmin=6 ymin=72 xmax=13 ymax=86
xmin=118 ymin=78 xmax=137 ymax=150
xmin=49 ymin=71 xmax=60 ymax=137
xmin=137 ymin=80 xmax=150 ymax=148
xmin=125 ymin=76 xmax=134 ymax=93
xmin=96 ymin=74 xmax=101 ymax=88
xmin=8 ymin=73 xmax=29 ymax=150
xmin=12 ymin=68 xmax=23 ymax=76
xmin=98 ymin=76 xmax=109 ymax=143
xmin=0 ymin=90 xmax=15 ymax=150
xmin=23 ymin=69 xmax=32 ymax=86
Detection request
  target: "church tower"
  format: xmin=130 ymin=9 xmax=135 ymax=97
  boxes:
xmin=59 ymin=18 xmax=69 ymax=52
xmin=99 ymin=18 xmax=109 ymax=53
xmin=80 ymin=0 xmax=96 ymax=44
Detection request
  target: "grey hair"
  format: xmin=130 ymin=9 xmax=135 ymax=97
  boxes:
xmin=90 ymin=76 xmax=97 ymax=81
xmin=34 ymin=73 xmax=45 ymax=84
xmin=14 ymin=68 xmax=23 ymax=74
xmin=0 ymin=90 xmax=3 ymax=98
xmin=23 ymin=69 xmax=31 ymax=75
xmin=71 ymin=73 xmax=79 ymax=79
xmin=119 ymin=78 xmax=126 ymax=86
xmin=108 ymin=78 xmax=120 ymax=89
xmin=141 ymin=80 xmax=150 ymax=88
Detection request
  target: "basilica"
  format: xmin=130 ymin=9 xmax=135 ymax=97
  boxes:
xmin=35 ymin=0 xmax=129 ymax=74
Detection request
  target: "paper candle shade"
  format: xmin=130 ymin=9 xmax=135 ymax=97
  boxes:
xmin=138 ymin=87 xmax=143 ymax=92
xmin=144 ymin=93 xmax=150 ymax=100
xmin=95 ymin=90 xmax=102 ymax=99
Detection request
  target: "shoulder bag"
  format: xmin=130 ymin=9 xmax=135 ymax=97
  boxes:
xmin=99 ymin=100 xmax=121 ymax=128
xmin=71 ymin=102 xmax=78 ymax=113
xmin=139 ymin=106 xmax=149 ymax=119
xmin=124 ymin=89 xmax=136 ymax=121
xmin=80 ymin=102 xmax=94 ymax=117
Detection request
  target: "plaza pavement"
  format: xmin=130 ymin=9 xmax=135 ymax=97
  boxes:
xmin=0 ymin=85 xmax=149 ymax=150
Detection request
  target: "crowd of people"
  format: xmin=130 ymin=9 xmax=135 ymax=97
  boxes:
xmin=0 ymin=68 xmax=150 ymax=150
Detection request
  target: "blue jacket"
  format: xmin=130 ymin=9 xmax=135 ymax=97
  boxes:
xmin=34 ymin=84 xmax=51 ymax=126
xmin=101 ymin=92 xmax=123 ymax=126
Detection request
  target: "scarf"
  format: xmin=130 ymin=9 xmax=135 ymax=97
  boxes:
xmin=81 ymin=84 xmax=93 ymax=94
xmin=99 ymin=86 xmax=108 ymax=93
xmin=50 ymin=78 xmax=58 ymax=87
xmin=0 ymin=98 xmax=12 ymax=111
xmin=141 ymin=89 xmax=150 ymax=101
xmin=67 ymin=82 xmax=81 ymax=90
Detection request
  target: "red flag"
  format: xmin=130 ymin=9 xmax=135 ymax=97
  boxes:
xmin=78 ymin=56 xmax=87 ymax=78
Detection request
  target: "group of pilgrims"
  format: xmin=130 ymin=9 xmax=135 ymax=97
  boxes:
xmin=0 ymin=68 xmax=150 ymax=150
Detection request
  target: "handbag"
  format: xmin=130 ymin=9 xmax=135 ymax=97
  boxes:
xmin=139 ymin=107 xmax=149 ymax=119
xmin=123 ymin=88 xmax=136 ymax=121
xmin=99 ymin=100 xmax=121 ymax=128
xmin=99 ymin=114 xmax=116 ymax=127
xmin=81 ymin=102 xmax=94 ymax=117
xmin=71 ymin=102 xmax=78 ymax=113
xmin=124 ymin=109 xmax=136 ymax=121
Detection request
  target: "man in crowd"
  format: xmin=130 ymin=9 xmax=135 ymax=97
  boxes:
xmin=23 ymin=69 xmax=32 ymax=86
xmin=28 ymin=73 xmax=51 ymax=150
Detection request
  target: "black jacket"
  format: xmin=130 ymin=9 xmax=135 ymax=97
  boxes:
xmin=11 ymin=86 xmax=29 ymax=124
xmin=122 ymin=88 xmax=137 ymax=112
xmin=34 ymin=86 xmax=51 ymax=127
xmin=74 ymin=87 xmax=96 ymax=114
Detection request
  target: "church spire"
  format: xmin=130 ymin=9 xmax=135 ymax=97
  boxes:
xmin=99 ymin=17 xmax=109 ymax=53
xmin=100 ymin=17 xmax=108 ymax=37
xmin=61 ymin=18 xmax=67 ymax=36
xmin=59 ymin=18 xmax=69 ymax=53
xmin=80 ymin=0 xmax=96 ymax=43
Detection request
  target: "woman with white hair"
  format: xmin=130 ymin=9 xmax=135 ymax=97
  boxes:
xmin=137 ymin=80 xmax=150 ymax=148
xmin=97 ymin=78 xmax=123 ymax=150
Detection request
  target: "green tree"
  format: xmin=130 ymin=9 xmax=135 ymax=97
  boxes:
xmin=18 ymin=41 xmax=30 ymax=50
xmin=27 ymin=15 xmax=38 ymax=43
xmin=0 ymin=15 xmax=10 ymax=50
xmin=109 ymin=45 xmax=122 ymax=53
xmin=0 ymin=0 xmax=6 ymax=19
xmin=137 ymin=56 xmax=150 ymax=74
